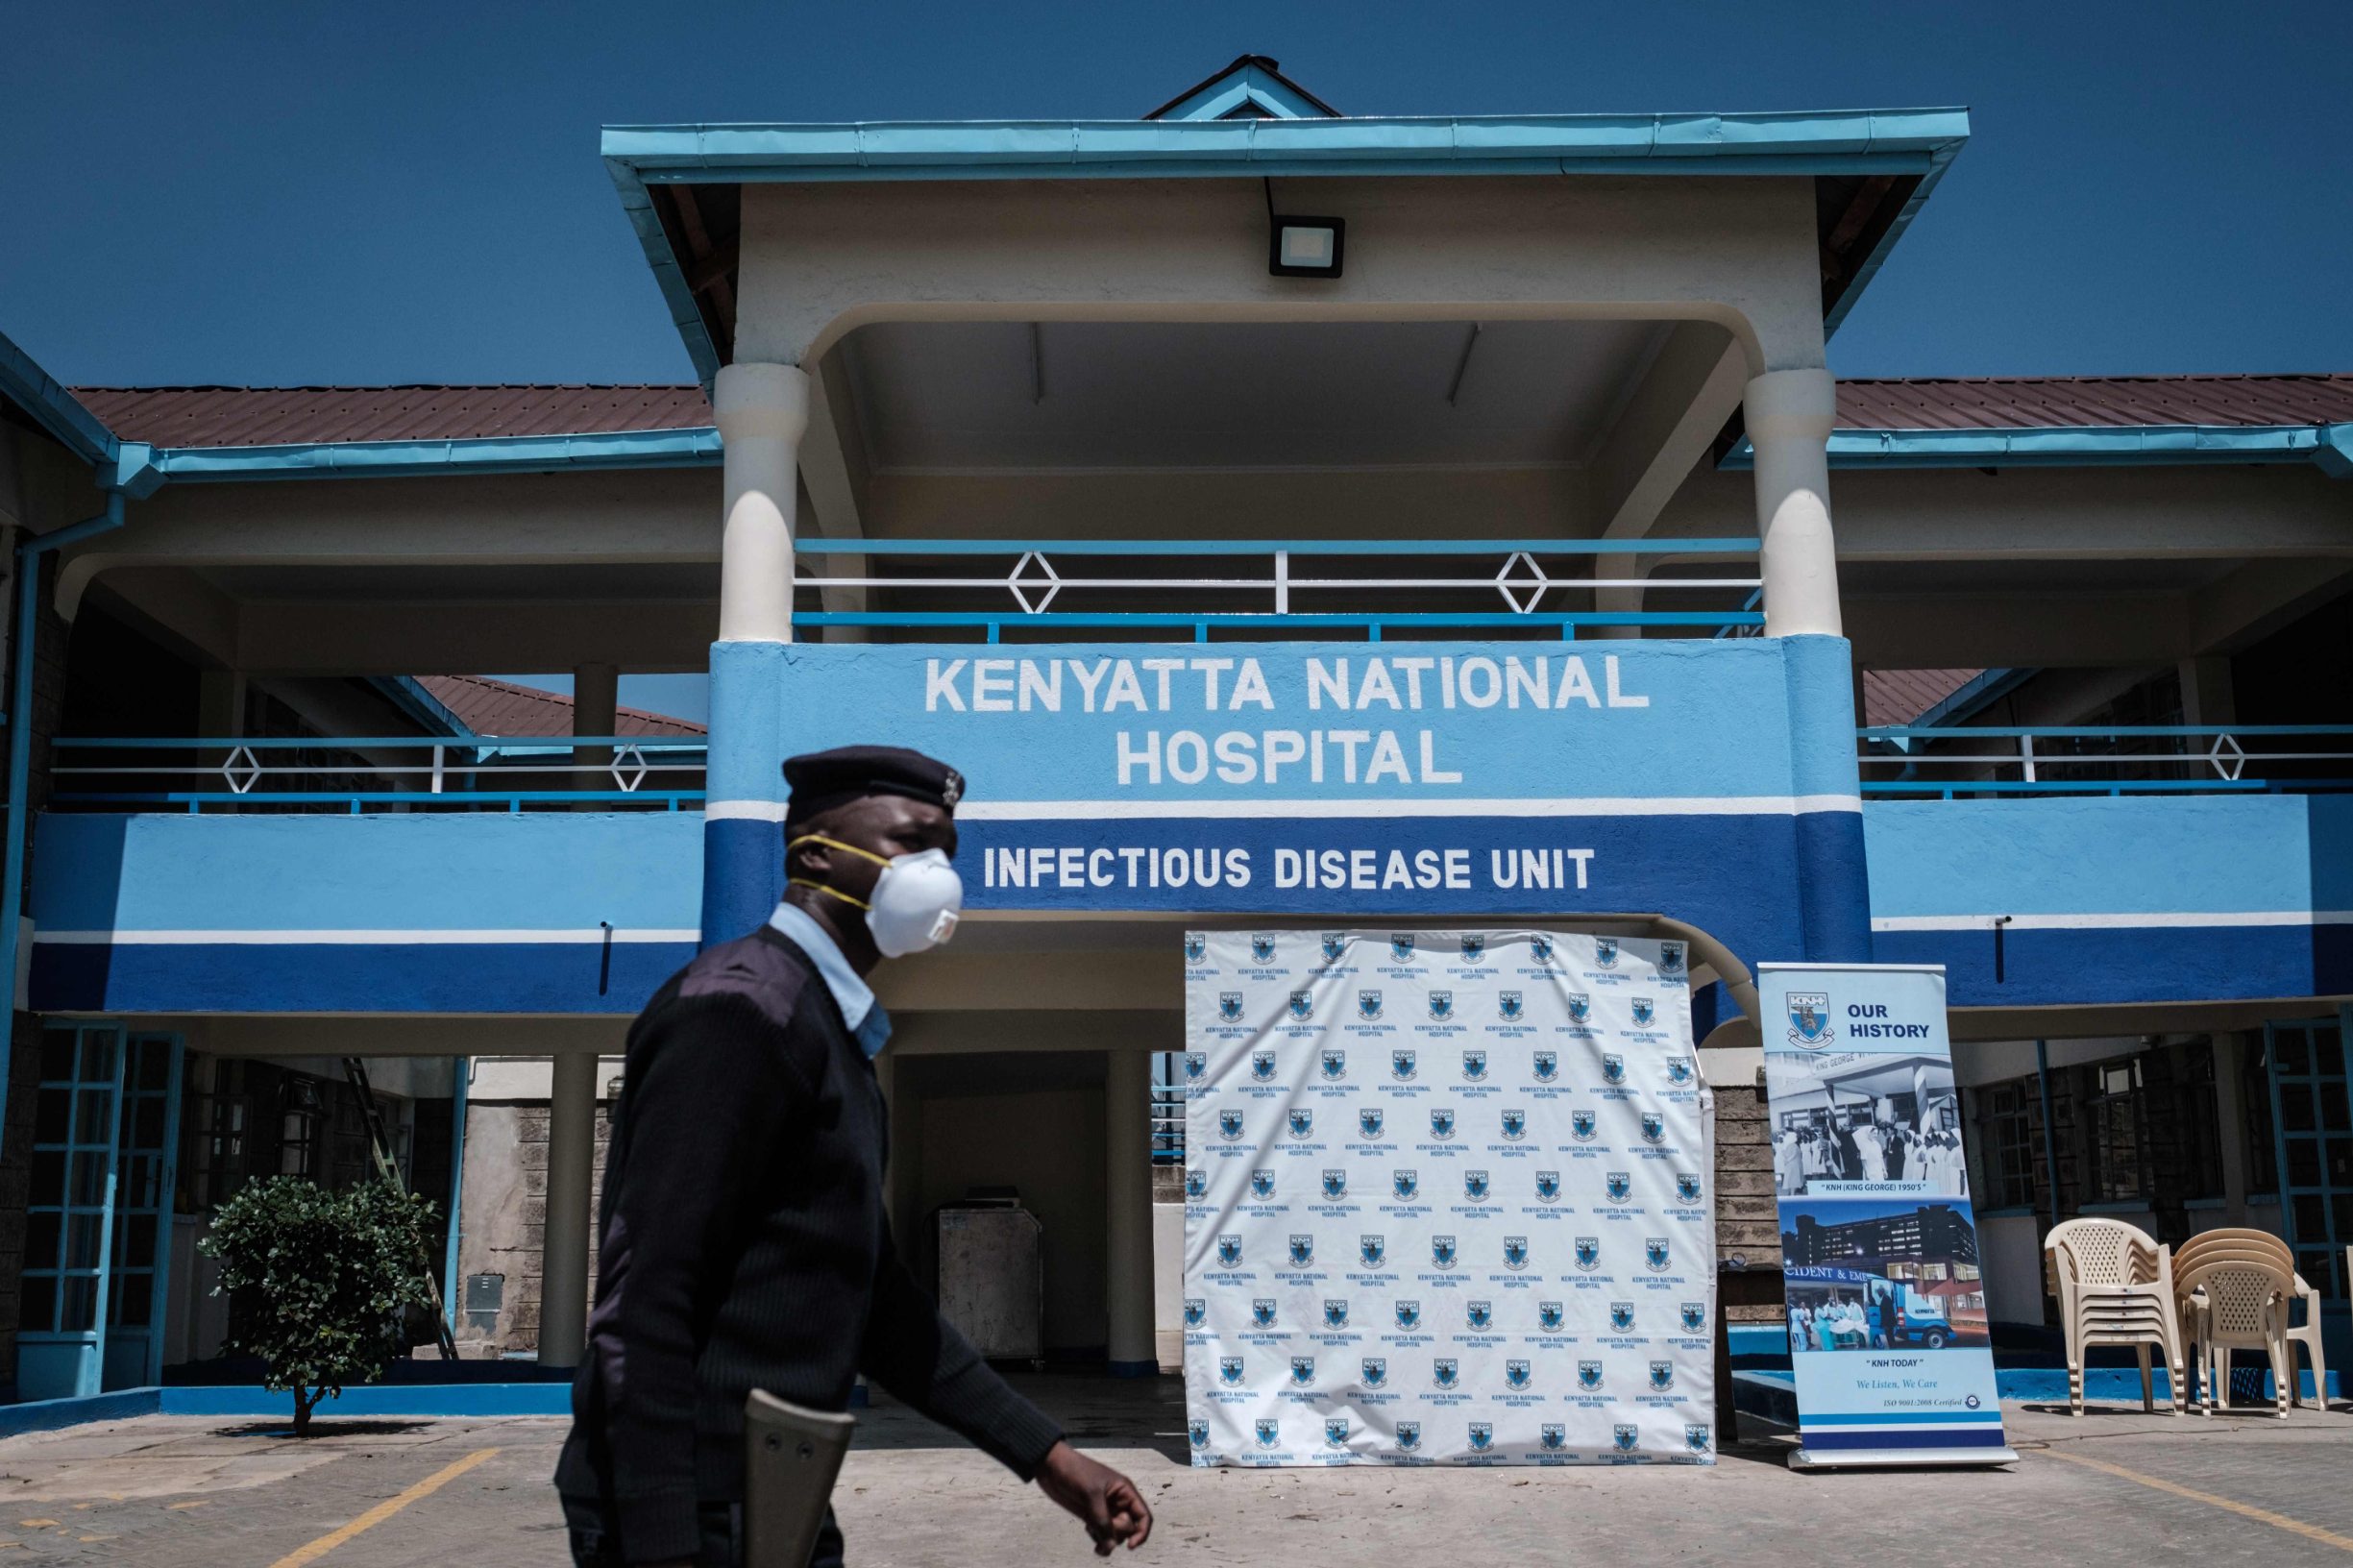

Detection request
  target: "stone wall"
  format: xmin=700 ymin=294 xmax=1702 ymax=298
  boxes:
xmin=1712 ymin=1081 xmax=1785 ymax=1322
xmin=455 ymin=1096 xmax=611 ymax=1357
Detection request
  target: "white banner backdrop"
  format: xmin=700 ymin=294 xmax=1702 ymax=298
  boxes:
xmin=1182 ymin=929 xmax=1714 ymax=1466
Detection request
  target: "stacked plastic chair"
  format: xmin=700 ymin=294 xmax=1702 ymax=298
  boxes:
xmin=2171 ymin=1229 xmax=2305 ymax=1417
xmin=2046 ymin=1217 xmax=2184 ymax=1416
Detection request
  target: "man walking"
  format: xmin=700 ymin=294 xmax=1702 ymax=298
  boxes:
xmin=556 ymin=745 xmax=1153 ymax=1565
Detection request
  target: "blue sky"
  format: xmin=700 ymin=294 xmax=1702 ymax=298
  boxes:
xmin=4 ymin=0 xmax=2349 ymax=387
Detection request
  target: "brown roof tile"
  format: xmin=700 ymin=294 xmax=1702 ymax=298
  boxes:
xmin=1836 ymin=375 xmax=2353 ymax=430
xmin=72 ymin=385 xmax=713 ymax=449
xmin=416 ymin=674 xmax=705 ymax=739
xmin=1861 ymin=668 xmax=1982 ymax=726
xmin=64 ymin=375 xmax=2353 ymax=452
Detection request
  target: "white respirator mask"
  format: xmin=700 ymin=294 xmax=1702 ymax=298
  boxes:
xmin=789 ymin=834 xmax=964 ymax=957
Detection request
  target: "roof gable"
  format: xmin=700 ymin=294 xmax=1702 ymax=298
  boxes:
xmin=1144 ymin=55 xmax=1339 ymax=121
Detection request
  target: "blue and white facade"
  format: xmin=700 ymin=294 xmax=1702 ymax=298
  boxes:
xmin=0 ymin=55 xmax=2347 ymax=1403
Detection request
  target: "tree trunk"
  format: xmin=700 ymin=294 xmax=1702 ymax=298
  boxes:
xmin=294 ymin=1387 xmax=317 ymax=1438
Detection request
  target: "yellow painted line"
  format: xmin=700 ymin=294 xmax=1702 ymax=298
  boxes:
xmin=2042 ymin=1446 xmax=2353 ymax=1552
xmin=264 ymin=1447 xmax=500 ymax=1568
xmin=168 ymin=1500 xmax=209 ymax=1510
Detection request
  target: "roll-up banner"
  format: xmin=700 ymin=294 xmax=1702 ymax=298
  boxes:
xmin=1182 ymin=929 xmax=1715 ymax=1466
xmin=1755 ymin=963 xmax=2015 ymax=1468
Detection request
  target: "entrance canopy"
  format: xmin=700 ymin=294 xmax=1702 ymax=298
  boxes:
xmin=601 ymin=58 xmax=1967 ymax=382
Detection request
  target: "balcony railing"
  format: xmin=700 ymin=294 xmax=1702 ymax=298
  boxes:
xmin=57 ymin=724 xmax=2353 ymax=812
xmin=49 ymin=736 xmax=708 ymax=813
xmin=1859 ymin=725 xmax=2353 ymax=798
xmin=1152 ymin=1084 xmax=1187 ymax=1166
xmin=789 ymin=536 xmax=1764 ymax=641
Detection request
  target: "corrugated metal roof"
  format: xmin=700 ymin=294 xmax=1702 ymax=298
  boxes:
xmin=1861 ymin=668 xmax=1981 ymax=727
xmin=64 ymin=375 xmax=2353 ymax=453
xmin=72 ymin=385 xmax=712 ymax=449
xmin=1837 ymin=376 xmax=2353 ymax=430
xmin=415 ymin=674 xmax=705 ymax=739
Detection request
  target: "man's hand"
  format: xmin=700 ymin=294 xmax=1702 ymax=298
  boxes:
xmin=1034 ymin=1440 xmax=1152 ymax=1556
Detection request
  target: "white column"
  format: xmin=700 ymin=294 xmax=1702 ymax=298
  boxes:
xmin=1105 ymin=1049 xmax=1155 ymax=1375
xmin=714 ymin=362 xmax=811 ymax=645
xmin=572 ymin=662 xmax=618 ymax=805
xmin=539 ymin=1051 xmax=599 ymax=1366
xmin=1746 ymin=367 xmax=1842 ymax=638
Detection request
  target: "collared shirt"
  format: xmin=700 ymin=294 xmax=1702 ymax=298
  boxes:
xmin=768 ymin=900 xmax=893 ymax=1057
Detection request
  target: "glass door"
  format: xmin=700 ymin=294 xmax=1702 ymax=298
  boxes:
xmin=104 ymin=1035 xmax=184 ymax=1389
xmin=17 ymin=1024 xmax=127 ymax=1400
xmin=2266 ymin=1012 xmax=2352 ymax=1296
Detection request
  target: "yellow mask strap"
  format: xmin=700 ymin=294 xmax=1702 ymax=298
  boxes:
xmin=788 ymin=833 xmax=890 ymax=912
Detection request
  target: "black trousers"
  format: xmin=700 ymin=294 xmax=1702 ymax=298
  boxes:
xmin=562 ymin=1494 xmax=846 ymax=1568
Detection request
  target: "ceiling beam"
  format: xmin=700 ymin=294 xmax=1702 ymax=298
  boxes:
xmin=1589 ymin=323 xmax=1749 ymax=544
xmin=2188 ymin=558 xmax=2353 ymax=654
xmin=797 ymin=350 xmax=873 ymax=622
xmin=1842 ymin=591 xmax=2190 ymax=669
xmin=231 ymin=597 xmax=715 ymax=674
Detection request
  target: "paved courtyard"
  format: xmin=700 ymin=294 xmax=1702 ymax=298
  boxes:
xmin=0 ymin=1378 xmax=2348 ymax=1563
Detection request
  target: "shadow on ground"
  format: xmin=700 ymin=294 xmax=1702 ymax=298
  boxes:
xmin=208 ymin=1418 xmax=438 ymax=1440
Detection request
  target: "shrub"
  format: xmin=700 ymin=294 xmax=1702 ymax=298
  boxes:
xmin=200 ymin=1177 xmax=443 ymax=1436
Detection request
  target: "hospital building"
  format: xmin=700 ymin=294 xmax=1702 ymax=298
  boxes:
xmin=0 ymin=54 xmax=2344 ymax=1402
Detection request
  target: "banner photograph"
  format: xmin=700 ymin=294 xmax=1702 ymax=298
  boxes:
xmin=1182 ymin=929 xmax=1713 ymax=1466
xmin=1757 ymin=964 xmax=2015 ymax=1468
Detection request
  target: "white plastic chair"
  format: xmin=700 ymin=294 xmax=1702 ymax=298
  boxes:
xmin=2176 ymin=1254 xmax=2293 ymax=1418
xmin=2175 ymin=1230 xmax=2325 ymax=1411
xmin=2047 ymin=1217 xmax=2184 ymax=1416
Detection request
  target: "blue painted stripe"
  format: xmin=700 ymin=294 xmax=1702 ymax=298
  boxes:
xmin=1801 ymin=1409 xmax=2005 ymax=1426
xmin=1782 ymin=636 xmax=1863 ymax=801
xmin=30 ymin=812 xmax=703 ymax=933
xmin=601 ymin=108 xmax=1970 ymax=176
xmin=1798 ymin=1428 xmax=2010 ymax=1451
xmin=703 ymin=816 xmax=783 ymax=949
xmin=1864 ymin=796 xmax=2318 ymax=919
xmin=791 ymin=538 xmax=1761 ymax=556
xmin=30 ymin=941 xmax=696 ymax=1015
xmin=1794 ymin=809 xmax=1873 ymax=962
xmin=0 ymin=1387 xmax=158 ymax=1439
xmin=159 ymin=1383 xmax=573 ymax=1418
xmin=1873 ymin=923 xmax=2332 ymax=1007
xmin=1865 ymin=723 xmax=2353 ymax=740
xmin=956 ymin=813 xmax=1806 ymax=966
xmin=708 ymin=641 xmax=789 ymax=804
xmin=1722 ymin=423 xmax=2351 ymax=472
xmin=792 ymin=611 xmax=1759 ymax=630
xmin=149 ymin=428 xmax=722 ymax=482
xmin=60 ymin=735 xmax=708 ymax=749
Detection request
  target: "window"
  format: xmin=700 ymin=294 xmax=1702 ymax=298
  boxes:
xmin=2085 ymin=1059 xmax=2149 ymax=1203
xmin=2243 ymin=1032 xmax=2282 ymax=1198
xmin=184 ymin=1059 xmax=257 ymax=1210
xmin=1976 ymin=1081 xmax=2038 ymax=1210
xmin=279 ymin=1077 xmax=324 ymax=1178
xmin=2169 ymin=1041 xmax=2224 ymax=1201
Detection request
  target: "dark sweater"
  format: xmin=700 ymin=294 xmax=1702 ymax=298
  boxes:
xmin=553 ymin=925 xmax=1065 ymax=1563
